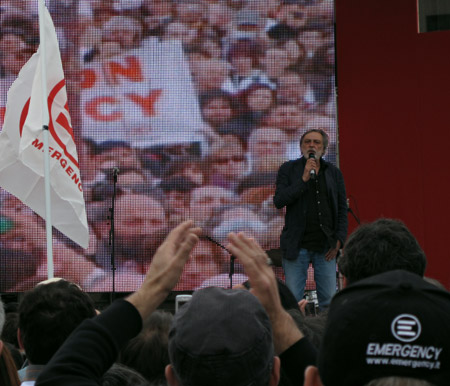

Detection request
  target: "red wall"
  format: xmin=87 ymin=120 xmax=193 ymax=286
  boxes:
xmin=335 ymin=0 xmax=450 ymax=288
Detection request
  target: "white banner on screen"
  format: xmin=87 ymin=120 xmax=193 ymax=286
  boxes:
xmin=81 ymin=38 xmax=204 ymax=147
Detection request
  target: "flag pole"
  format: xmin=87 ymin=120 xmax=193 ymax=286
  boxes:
xmin=38 ymin=0 xmax=54 ymax=279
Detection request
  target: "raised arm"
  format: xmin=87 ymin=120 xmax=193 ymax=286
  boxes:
xmin=226 ymin=232 xmax=318 ymax=386
xmin=36 ymin=221 xmax=200 ymax=386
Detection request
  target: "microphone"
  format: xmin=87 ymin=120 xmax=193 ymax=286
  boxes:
xmin=309 ymin=153 xmax=316 ymax=180
xmin=112 ymin=167 xmax=120 ymax=176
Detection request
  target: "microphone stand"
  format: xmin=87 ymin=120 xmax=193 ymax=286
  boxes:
xmin=348 ymin=207 xmax=360 ymax=225
xmin=201 ymin=235 xmax=236 ymax=289
xmin=108 ymin=168 xmax=119 ymax=303
xmin=346 ymin=198 xmax=361 ymax=225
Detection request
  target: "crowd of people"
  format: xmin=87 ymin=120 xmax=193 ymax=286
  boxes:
xmin=0 ymin=0 xmax=337 ymax=292
xmin=0 ymin=218 xmax=448 ymax=386
xmin=1 ymin=2 xmax=449 ymax=386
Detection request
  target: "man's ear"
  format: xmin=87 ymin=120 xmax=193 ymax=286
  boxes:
xmin=165 ymin=364 xmax=180 ymax=386
xmin=342 ymin=275 xmax=349 ymax=288
xmin=304 ymin=366 xmax=323 ymax=386
xmin=269 ymin=356 xmax=281 ymax=386
xmin=0 ymin=339 xmax=4 ymax=355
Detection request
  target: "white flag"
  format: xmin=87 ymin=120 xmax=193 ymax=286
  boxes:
xmin=0 ymin=7 xmax=89 ymax=248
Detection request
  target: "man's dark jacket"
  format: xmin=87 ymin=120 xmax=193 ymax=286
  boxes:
xmin=273 ymin=157 xmax=348 ymax=261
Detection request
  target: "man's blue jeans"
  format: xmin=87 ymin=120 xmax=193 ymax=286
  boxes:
xmin=282 ymin=248 xmax=337 ymax=309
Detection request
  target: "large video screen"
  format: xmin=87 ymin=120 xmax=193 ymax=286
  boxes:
xmin=0 ymin=0 xmax=337 ymax=292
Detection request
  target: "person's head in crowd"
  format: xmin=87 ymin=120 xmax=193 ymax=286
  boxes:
xmin=297 ymin=28 xmax=329 ymax=58
xmin=1 ymin=312 xmax=20 ymax=350
xmin=0 ymin=307 xmax=24 ymax=373
xmin=217 ymin=204 xmax=262 ymax=227
xmin=307 ymin=0 xmax=335 ymax=29
xmin=114 ymin=193 xmax=167 ymax=260
xmin=304 ymin=114 xmax=335 ymax=133
xmin=167 ymin=157 xmax=205 ymax=186
xmin=260 ymin=47 xmax=290 ymax=81
xmin=305 ymin=270 xmax=450 ymax=386
xmin=274 ymin=1 xmax=309 ymax=30
xmin=207 ymin=140 xmax=247 ymax=189
xmin=277 ymin=71 xmax=310 ymax=106
xmin=162 ymin=21 xmax=198 ymax=49
xmin=205 ymin=2 xmax=232 ymax=35
xmin=120 ymin=310 xmax=173 ymax=384
xmin=266 ymin=101 xmax=308 ymax=139
xmin=199 ymin=89 xmax=235 ymax=129
xmin=312 ymin=42 xmax=335 ymax=75
xmin=194 ymin=37 xmax=223 ymax=60
xmin=18 ymin=279 xmax=96 ymax=366
xmin=96 ymin=141 xmax=142 ymax=172
xmin=174 ymin=0 xmax=206 ymax=28
xmin=339 ymin=218 xmax=427 ymax=286
xmin=159 ymin=176 xmax=197 ymax=227
xmin=0 ymin=209 xmax=47 ymax=291
xmin=231 ymin=8 xmax=265 ymax=41
xmin=248 ymin=127 xmax=287 ymax=172
xmin=238 ymin=171 xmax=277 ymax=206
xmin=77 ymin=138 xmax=99 ymax=183
xmin=213 ymin=217 xmax=269 ymax=249
xmin=0 ymin=247 xmax=41 ymax=292
xmin=101 ymin=15 xmax=143 ymax=51
xmin=280 ymin=38 xmax=307 ymax=68
xmin=189 ymin=185 xmax=236 ymax=227
xmin=193 ymin=58 xmax=230 ymax=92
xmin=176 ymin=239 xmax=227 ymax=289
xmin=117 ymin=168 xmax=149 ymax=189
xmin=93 ymin=193 xmax=168 ymax=269
xmin=0 ymin=11 xmax=38 ymax=43
xmin=165 ymin=287 xmax=280 ymax=386
xmin=248 ymin=0 xmax=280 ymax=20
xmin=0 ymin=33 xmax=35 ymax=78
xmin=238 ymin=83 xmax=276 ymax=116
xmin=140 ymin=0 xmax=173 ymax=37
xmin=226 ymin=38 xmax=262 ymax=77
xmin=101 ymin=363 xmax=151 ymax=386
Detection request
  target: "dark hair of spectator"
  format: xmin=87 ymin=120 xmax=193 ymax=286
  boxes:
xmin=199 ymin=89 xmax=235 ymax=110
xmin=226 ymin=38 xmax=262 ymax=64
xmin=1 ymin=313 xmax=20 ymax=348
xmin=101 ymin=363 xmax=151 ymax=386
xmin=237 ymin=83 xmax=276 ymax=112
xmin=18 ymin=280 xmax=96 ymax=365
xmin=311 ymin=43 xmax=335 ymax=75
xmin=120 ymin=310 xmax=173 ymax=384
xmin=339 ymin=218 xmax=427 ymax=284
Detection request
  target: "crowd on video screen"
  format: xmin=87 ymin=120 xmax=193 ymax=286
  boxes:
xmin=0 ymin=0 xmax=337 ymax=292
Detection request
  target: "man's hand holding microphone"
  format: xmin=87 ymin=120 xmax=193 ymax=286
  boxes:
xmin=302 ymin=152 xmax=318 ymax=182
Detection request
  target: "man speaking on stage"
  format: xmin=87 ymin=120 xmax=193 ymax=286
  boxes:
xmin=273 ymin=128 xmax=348 ymax=310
